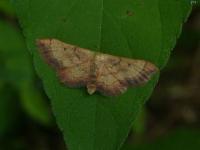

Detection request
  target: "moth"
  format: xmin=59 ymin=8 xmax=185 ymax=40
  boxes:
xmin=37 ymin=39 xmax=158 ymax=96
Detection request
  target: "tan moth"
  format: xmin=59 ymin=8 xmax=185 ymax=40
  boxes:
xmin=37 ymin=39 xmax=158 ymax=96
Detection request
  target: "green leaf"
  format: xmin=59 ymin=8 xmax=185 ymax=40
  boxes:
xmin=122 ymin=129 xmax=200 ymax=150
xmin=12 ymin=0 xmax=192 ymax=150
xmin=132 ymin=107 xmax=146 ymax=135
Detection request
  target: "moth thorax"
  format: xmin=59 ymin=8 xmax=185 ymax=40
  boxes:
xmin=87 ymin=83 xmax=96 ymax=95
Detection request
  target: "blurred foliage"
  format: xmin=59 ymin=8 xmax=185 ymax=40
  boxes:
xmin=0 ymin=0 xmax=15 ymax=16
xmin=122 ymin=129 xmax=200 ymax=150
xmin=0 ymin=2 xmax=54 ymax=149
xmin=0 ymin=84 xmax=19 ymax=136
xmin=0 ymin=0 xmax=199 ymax=150
xmin=0 ymin=19 xmax=52 ymax=128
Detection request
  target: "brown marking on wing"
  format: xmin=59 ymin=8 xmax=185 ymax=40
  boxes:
xmin=37 ymin=39 xmax=61 ymax=69
xmin=94 ymin=54 xmax=158 ymax=96
xmin=37 ymin=38 xmax=94 ymax=88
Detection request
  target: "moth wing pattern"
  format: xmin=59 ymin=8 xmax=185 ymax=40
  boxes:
xmin=37 ymin=39 xmax=94 ymax=87
xmin=94 ymin=54 xmax=158 ymax=96
xmin=37 ymin=38 xmax=158 ymax=96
